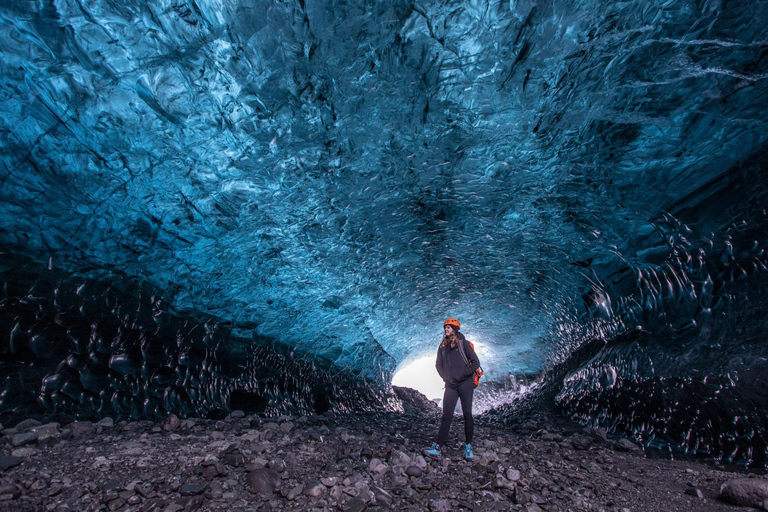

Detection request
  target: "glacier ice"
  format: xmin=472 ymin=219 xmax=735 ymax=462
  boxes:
xmin=1 ymin=0 xmax=768 ymax=466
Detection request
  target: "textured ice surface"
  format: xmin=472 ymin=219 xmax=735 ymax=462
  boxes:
xmin=1 ymin=0 xmax=768 ymax=465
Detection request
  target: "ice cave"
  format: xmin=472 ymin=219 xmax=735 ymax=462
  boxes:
xmin=1 ymin=0 xmax=768 ymax=468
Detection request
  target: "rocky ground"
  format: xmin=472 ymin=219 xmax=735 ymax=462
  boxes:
xmin=0 ymin=387 xmax=766 ymax=512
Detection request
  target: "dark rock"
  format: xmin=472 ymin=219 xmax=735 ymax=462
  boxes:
xmin=13 ymin=419 xmax=42 ymax=432
xmin=304 ymin=482 xmax=325 ymax=497
xmin=135 ymin=483 xmax=154 ymax=498
xmin=429 ymin=498 xmax=452 ymax=512
xmin=30 ymin=423 xmax=61 ymax=441
xmin=11 ymin=431 xmax=38 ymax=447
xmin=685 ymin=486 xmax=704 ymax=499
xmin=346 ymin=497 xmax=368 ymax=512
xmin=96 ymin=417 xmax=114 ymax=428
xmin=284 ymin=483 xmax=303 ymax=500
xmin=183 ymin=495 xmax=205 ymax=511
xmin=720 ymin=478 xmax=768 ymax=507
xmin=615 ymin=438 xmax=640 ymax=453
xmin=139 ymin=498 xmax=165 ymax=512
xmin=513 ymin=487 xmax=531 ymax=505
xmin=68 ymin=421 xmax=95 ymax=437
xmin=179 ymin=483 xmax=206 ymax=496
xmin=107 ymin=498 xmax=126 ymax=510
xmin=583 ymin=426 xmax=608 ymax=443
xmin=487 ymin=460 xmax=502 ymax=473
xmin=405 ymin=465 xmax=423 ymax=477
xmin=220 ymin=447 xmax=246 ymax=467
xmin=0 ymin=483 xmax=20 ymax=499
xmin=163 ymin=414 xmax=180 ymax=431
xmin=570 ymin=435 xmax=592 ymax=450
xmin=393 ymin=386 xmax=440 ymax=415
xmin=246 ymin=468 xmax=281 ymax=496
xmin=101 ymin=480 xmax=124 ymax=492
xmin=371 ymin=485 xmax=393 ymax=506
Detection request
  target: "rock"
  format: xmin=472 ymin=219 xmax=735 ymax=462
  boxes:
xmin=304 ymin=482 xmax=325 ymax=497
xmin=540 ymin=430 xmax=563 ymax=442
xmin=371 ymin=485 xmax=393 ymax=506
xmin=179 ymin=483 xmax=206 ymax=496
xmin=219 ymin=446 xmax=246 ymax=467
xmin=368 ymin=458 xmax=388 ymax=474
xmin=583 ymin=426 xmax=608 ymax=443
xmin=405 ymin=465 xmax=423 ymax=477
xmin=279 ymin=421 xmax=295 ymax=433
xmin=163 ymin=414 xmax=181 ymax=431
xmin=96 ymin=417 xmax=115 ymax=428
xmin=11 ymin=431 xmax=38 ymax=447
xmin=429 ymin=498 xmax=452 ymax=512
xmin=513 ymin=487 xmax=531 ymax=505
xmin=390 ymin=449 xmax=411 ymax=465
xmin=208 ymin=481 xmax=223 ymax=499
xmin=720 ymin=478 xmax=768 ymax=507
xmin=346 ymin=497 xmax=368 ymax=512
xmin=0 ymin=483 xmax=21 ymax=499
xmin=685 ymin=486 xmax=704 ymax=499
xmin=11 ymin=447 xmax=38 ymax=458
xmin=321 ymin=477 xmax=338 ymax=487
xmin=246 ymin=468 xmax=281 ymax=496
xmin=14 ymin=419 xmax=42 ymax=431
xmin=615 ymin=438 xmax=640 ymax=452
xmin=570 ymin=435 xmax=592 ymax=450
xmin=267 ymin=459 xmax=286 ymax=472
xmin=183 ymin=495 xmax=205 ymax=512
xmin=107 ymin=498 xmax=125 ymax=510
xmin=392 ymin=386 xmax=441 ymax=415
xmin=492 ymin=476 xmax=508 ymax=489
xmin=68 ymin=421 xmax=95 ymax=437
xmin=30 ymin=423 xmax=60 ymax=441
xmin=0 ymin=456 xmax=22 ymax=472
xmin=284 ymin=483 xmax=303 ymax=500
xmin=506 ymin=468 xmax=521 ymax=481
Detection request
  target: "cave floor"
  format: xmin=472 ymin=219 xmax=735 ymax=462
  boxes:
xmin=0 ymin=404 xmax=759 ymax=512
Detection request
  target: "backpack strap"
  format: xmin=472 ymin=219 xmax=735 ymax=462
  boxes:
xmin=457 ymin=337 xmax=469 ymax=364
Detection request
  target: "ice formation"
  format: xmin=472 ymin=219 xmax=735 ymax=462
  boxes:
xmin=1 ymin=0 xmax=768 ymax=467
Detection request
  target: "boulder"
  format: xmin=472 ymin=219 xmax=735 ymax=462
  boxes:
xmin=405 ymin=465 xmax=423 ymax=477
xmin=615 ymin=438 xmax=640 ymax=452
xmin=720 ymin=478 xmax=768 ymax=507
xmin=570 ymin=435 xmax=592 ymax=451
xmin=0 ymin=456 xmax=22 ymax=472
xmin=246 ymin=467 xmax=281 ymax=496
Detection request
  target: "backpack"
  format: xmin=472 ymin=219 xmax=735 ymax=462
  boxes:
xmin=457 ymin=338 xmax=484 ymax=388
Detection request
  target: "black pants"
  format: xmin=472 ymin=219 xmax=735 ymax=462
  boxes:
xmin=436 ymin=377 xmax=474 ymax=446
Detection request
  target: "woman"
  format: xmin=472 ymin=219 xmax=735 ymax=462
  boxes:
xmin=423 ymin=318 xmax=481 ymax=460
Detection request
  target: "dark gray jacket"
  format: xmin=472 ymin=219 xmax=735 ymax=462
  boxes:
xmin=436 ymin=332 xmax=481 ymax=389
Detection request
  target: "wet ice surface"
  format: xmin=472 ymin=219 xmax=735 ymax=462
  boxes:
xmin=1 ymin=1 xmax=768 ymax=467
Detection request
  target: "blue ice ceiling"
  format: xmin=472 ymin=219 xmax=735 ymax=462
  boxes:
xmin=2 ymin=0 xmax=768 ymax=464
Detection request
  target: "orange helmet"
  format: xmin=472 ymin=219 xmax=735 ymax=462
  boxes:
xmin=444 ymin=318 xmax=460 ymax=330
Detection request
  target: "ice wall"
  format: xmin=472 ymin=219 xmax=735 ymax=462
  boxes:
xmin=1 ymin=0 xmax=768 ymax=466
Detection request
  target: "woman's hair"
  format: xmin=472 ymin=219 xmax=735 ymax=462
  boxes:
xmin=440 ymin=329 xmax=460 ymax=350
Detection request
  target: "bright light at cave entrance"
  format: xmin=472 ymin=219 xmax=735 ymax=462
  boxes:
xmin=392 ymin=355 xmax=445 ymax=402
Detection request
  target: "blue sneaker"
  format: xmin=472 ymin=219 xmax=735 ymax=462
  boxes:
xmin=464 ymin=443 xmax=474 ymax=460
xmin=423 ymin=442 xmax=442 ymax=459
